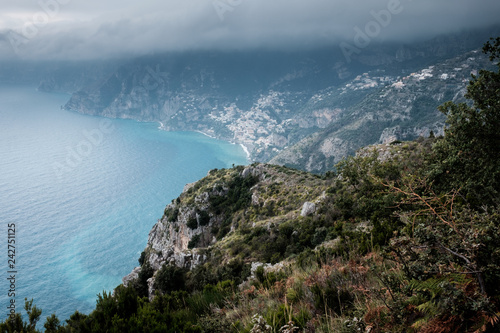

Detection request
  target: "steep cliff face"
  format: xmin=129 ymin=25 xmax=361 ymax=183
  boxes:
xmin=122 ymin=163 xmax=331 ymax=298
xmin=121 ymin=138 xmax=440 ymax=301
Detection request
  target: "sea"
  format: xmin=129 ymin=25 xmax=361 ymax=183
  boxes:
xmin=0 ymin=84 xmax=248 ymax=322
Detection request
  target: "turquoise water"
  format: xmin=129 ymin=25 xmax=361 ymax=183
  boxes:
xmin=0 ymin=85 xmax=247 ymax=321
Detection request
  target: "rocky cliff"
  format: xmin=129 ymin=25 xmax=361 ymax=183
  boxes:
xmin=121 ymin=137 xmax=440 ymax=301
xmin=122 ymin=163 xmax=331 ymax=299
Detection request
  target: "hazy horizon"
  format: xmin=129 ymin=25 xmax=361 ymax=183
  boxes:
xmin=1 ymin=0 xmax=500 ymax=62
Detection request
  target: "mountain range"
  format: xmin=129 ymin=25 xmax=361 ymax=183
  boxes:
xmin=2 ymin=27 xmax=500 ymax=333
xmin=53 ymin=27 xmax=498 ymax=171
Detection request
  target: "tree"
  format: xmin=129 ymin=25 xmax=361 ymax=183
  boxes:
xmin=154 ymin=265 xmax=187 ymax=293
xmin=0 ymin=313 xmax=24 ymax=333
xmin=377 ymin=38 xmax=500 ymax=331
xmin=0 ymin=299 xmax=42 ymax=333
xmin=44 ymin=314 xmax=62 ymax=333
xmin=384 ymin=176 xmax=500 ymax=331
xmin=25 ymin=299 xmax=42 ymax=332
xmin=431 ymin=37 xmax=500 ymax=206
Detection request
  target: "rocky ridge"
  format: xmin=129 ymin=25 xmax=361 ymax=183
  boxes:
xmin=122 ymin=163 xmax=331 ymax=299
xmin=121 ymin=139 xmax=435 ymax=300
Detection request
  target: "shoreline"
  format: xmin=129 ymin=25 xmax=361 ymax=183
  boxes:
xmin=239 ymin=143 xmax=251 ymax=160
xmin=194 ymin=129 xmax=217 ymax=140
xmin=195 ymin=130 xmax=251 ymax=162
xmin=159 ymin=124 xmax=252 ymax=162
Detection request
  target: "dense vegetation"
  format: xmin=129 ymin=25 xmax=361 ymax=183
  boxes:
xmin=2 ymin=38 xmax=500 ymax=332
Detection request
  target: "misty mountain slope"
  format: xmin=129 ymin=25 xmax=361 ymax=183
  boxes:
xmin=62 ymin=30 xmax=496 ymax=166
xmin=271 ymin=48 xmax=495 ymax=172
xmin=0 ymin=60 xmax=119 ymax=93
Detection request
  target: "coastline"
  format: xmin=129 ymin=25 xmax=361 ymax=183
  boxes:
xmin=194 ymin=129 xmax=217 ymax=140
xmin=194 ymin=130 xmax=251 ymax=161
xmin=159 ymin=123 xmax=252 ymax=161
xmin=239 ymin=143 xmax=251 ymax=160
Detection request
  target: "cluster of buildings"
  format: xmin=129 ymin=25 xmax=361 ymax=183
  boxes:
xmin=343 ymin=73 xmax=396 ymax=91
xmin=208 ymin=92 xmax=288 ymax=151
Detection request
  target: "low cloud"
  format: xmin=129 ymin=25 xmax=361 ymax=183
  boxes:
xmin=0 ymin=0 xmax=499 ymax=61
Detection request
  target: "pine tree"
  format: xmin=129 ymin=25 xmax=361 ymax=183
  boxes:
xmin=431 ymin=37 xmax=500 ymax=206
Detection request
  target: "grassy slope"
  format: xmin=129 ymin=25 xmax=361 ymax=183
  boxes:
xmin=4 ymin=136 xmax=499 ymax=332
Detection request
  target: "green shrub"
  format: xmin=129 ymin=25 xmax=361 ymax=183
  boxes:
xmin=138 ymin=251 xmax=146 ymax=266
xmin=198 ymin=210 xmax=210 ymax=226
xmin=197 ymin=314 xmax=233 ymax=333
xmin=186 ymin=281 xmax=233 ymax=316
xmin=311 ymin=280 xmax=354 ymax=315
xmin=215 ymin=257 xmax=250 ymax=285
xmin=255 ymin=267 xmax=287 ymax=289
xmin=215 ymin=218 xmax=232 ymax=240
xmin=187 ymin=234 xmax=201 ymax=249
xmin=209 ymin=174 xmax=258 ymax=214
xmin=263 ymin=304 xmax=310 ymax=332
xmin=255 ymin=265 xmax=265 ymax=284
xmin=164 ymin=207 xmax=179 ymax=222
xmin=134 ymin=262 xmax=154 ymax=297
xmin=312 ymin=227 xmax=327 ymax=246
xmin=154 ymin=265 xmax=187 ymax=294
xmin=187 ymin=217 xmax=198 ymax=230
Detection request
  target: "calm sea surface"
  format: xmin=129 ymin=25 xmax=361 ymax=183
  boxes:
xmin=0 ymin=84 xmax=247 ymax=321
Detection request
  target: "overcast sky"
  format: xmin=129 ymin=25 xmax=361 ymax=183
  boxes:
xmin=0 ymin=0 xmax=499 ymax=61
